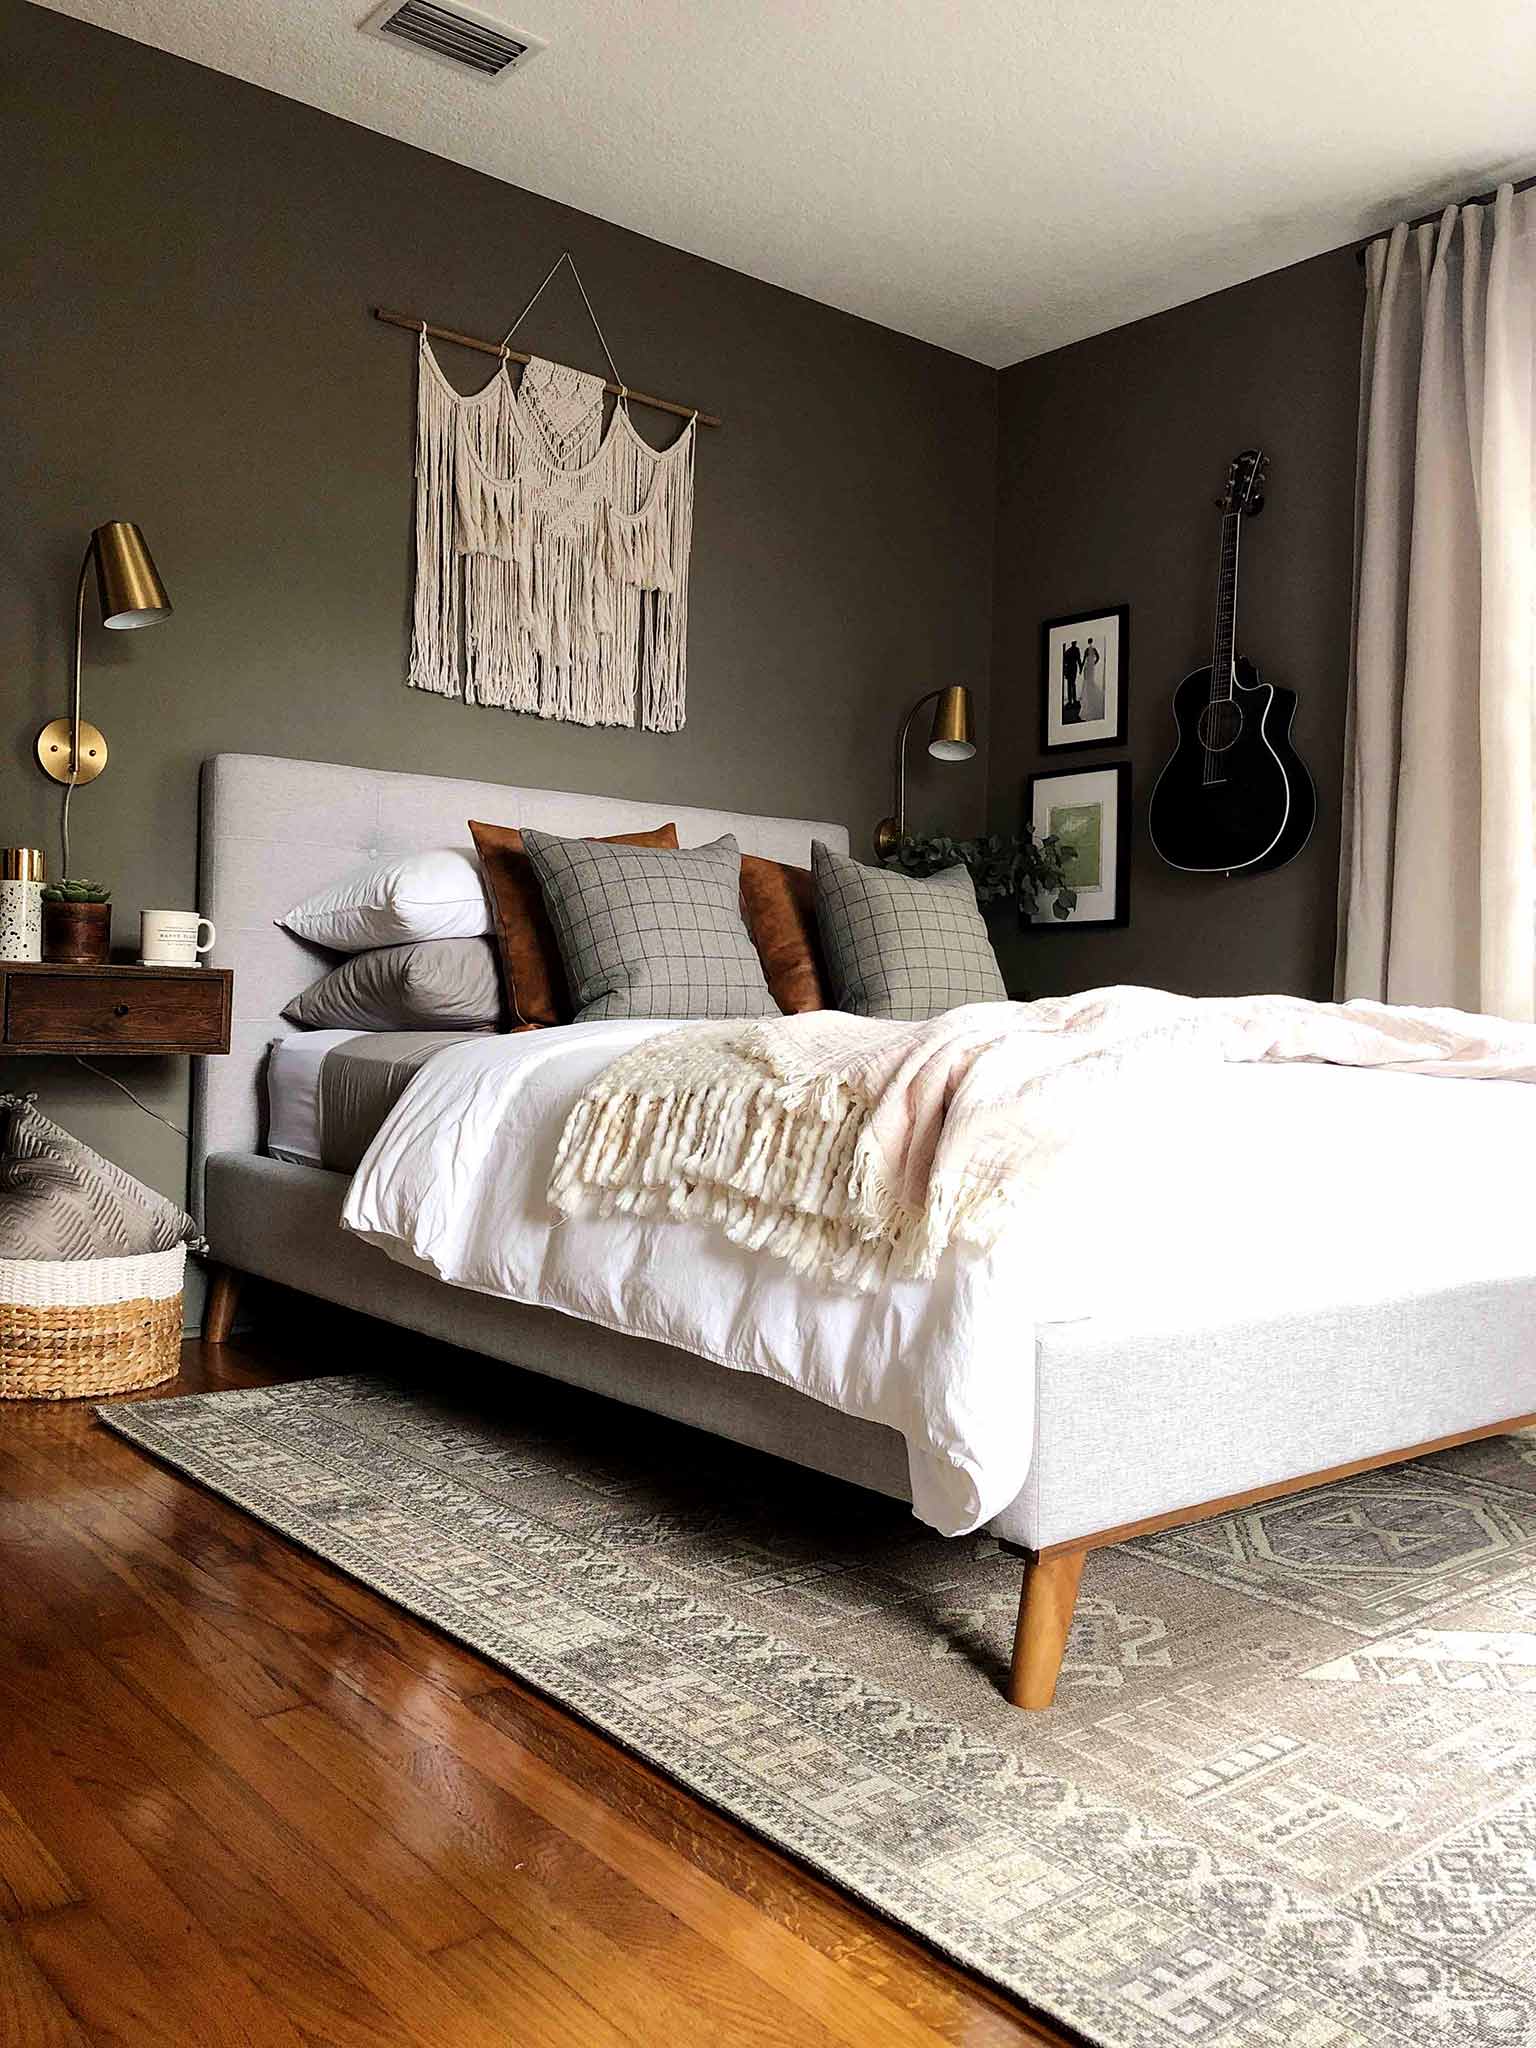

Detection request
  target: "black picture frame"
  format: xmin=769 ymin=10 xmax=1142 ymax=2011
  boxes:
xmin=1039 ymin=603 xmax=1130 ymax=754
xmin=1025 ymin=760 xmax=1132 ymax=929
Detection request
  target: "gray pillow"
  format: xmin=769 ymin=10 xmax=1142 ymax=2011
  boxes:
xmin=811 ymin=840 xmax=1006 ymax=1021
xmin=283 ymin=938 xmax=505 ymax=1033
xmin=0 ymin=1095 xmax=204 ymax=1259
xmin=522 ymin=830 xmax=777 ymax=1022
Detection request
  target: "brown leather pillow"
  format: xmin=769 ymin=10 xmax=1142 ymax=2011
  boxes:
xmin=469 ymin=819 xmax=679 ymax=1027
xmin=739 ymin=855 xmax=829 ymax=1014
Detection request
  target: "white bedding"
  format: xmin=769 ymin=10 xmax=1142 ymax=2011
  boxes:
xmin=341 ymin=1022 xmax=1536 ymax=1537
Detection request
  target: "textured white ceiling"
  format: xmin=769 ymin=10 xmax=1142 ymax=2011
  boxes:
xmin=30 ymin=0 xmax=1536 ymax=366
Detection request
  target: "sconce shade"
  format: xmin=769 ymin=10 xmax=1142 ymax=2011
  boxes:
xmin=93 ymin=521 xmax=171 ymax=630
xmin=927 ymin=684 xmax=976 ymax=762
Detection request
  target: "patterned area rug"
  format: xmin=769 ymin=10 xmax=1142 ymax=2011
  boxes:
xmin=102 ymin=1375 xmax=1536 ymax=2048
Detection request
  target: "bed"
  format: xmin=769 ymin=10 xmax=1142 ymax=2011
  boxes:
xmin=194 ymin=752 xmax=1536 ymax=1708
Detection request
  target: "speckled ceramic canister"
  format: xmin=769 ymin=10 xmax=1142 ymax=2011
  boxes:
xmin=0 ymin=848 xmax=45 ymax=963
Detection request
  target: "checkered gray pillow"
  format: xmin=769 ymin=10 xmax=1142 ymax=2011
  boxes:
xmin=523 ymin=830 xmax=777 ymax=1022
xmin=811 ymin=841 xmax=1006 ymax=1021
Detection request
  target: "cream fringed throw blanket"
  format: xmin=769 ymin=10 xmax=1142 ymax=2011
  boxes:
xmin=549 ymin=986 xmax=1536 ymax=1291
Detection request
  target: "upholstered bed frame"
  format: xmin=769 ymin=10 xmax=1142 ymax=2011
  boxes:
xmin=195 ymin=753 xmax=1536 ymax=1708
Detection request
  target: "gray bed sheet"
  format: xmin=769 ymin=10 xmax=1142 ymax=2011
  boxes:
xmin=314 ymin=1031 xmax=487 ymax=1172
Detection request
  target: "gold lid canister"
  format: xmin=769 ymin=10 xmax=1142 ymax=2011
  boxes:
xmin=2 ymin=849 xmax=46 ymax=883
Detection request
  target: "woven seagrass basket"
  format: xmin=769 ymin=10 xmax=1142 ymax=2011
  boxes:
xmin=0 ymin=1245 xmax=184 ymax=1400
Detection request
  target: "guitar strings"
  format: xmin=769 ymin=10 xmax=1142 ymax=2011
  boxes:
xmin=1212 ymin=516 xmax=1236 ymax=786
xmin=1203 ymin=505 xmax=1241 ymax=786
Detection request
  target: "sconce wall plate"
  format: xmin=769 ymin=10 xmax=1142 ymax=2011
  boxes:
xmin=37 ymin=717 xmax=108 ymax=785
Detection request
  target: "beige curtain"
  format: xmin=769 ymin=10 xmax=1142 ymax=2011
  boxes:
xmin=1337 ymin=184 xmax=1536 ymax=1020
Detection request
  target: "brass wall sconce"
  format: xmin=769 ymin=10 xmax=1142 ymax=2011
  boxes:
xmin=37 ymin=521 xmax=173 ymax=789
xmin=872 ymin=684 xmax=977 ymax=860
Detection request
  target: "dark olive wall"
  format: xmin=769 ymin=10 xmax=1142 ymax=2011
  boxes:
xmin=0 ymin=0 xmax=995 ymax=1231
xmin=988 ymin=246 xmax=1362 ymax=1000
xmin=0 ymin=0 xmax=1369 ymax=1314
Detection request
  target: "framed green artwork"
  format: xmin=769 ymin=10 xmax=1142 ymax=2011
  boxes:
xmin=1025 ymin=762 xmax=1131 ymax=927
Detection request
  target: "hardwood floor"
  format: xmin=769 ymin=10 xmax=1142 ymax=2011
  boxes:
xmin=0 ymin=1331 xmax=1076 ymax=2047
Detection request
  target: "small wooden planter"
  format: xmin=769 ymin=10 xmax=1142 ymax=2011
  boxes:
xmin=42 ymin=899 xmax=111 ymax=965
xmin=0 ymin=1246 xmax=184 ymax=1399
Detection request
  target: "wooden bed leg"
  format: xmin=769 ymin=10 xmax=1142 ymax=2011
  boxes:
xmin=202 ymin=1264 xmax=243 ymax=1345
xmin=1007 ymin=1548 xmax=1086 ymax=1710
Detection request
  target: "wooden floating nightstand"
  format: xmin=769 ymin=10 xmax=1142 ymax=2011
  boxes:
xmin=0 ymin=962 xmax=232 ymax=1057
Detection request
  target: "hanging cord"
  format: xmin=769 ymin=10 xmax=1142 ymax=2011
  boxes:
xmin=57 ymin=797 xmax=187 ymax=1136
xmin=500 ymin=251 xmax=628 ymax=397
xmin=73 ymin=1057 xmax=189 ymax=1139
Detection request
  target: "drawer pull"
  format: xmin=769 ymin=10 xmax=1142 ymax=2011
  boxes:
xmin=113 ymin=1003 xmax=130 ymax=1018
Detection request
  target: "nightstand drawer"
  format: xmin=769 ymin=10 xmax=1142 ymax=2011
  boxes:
xmin=4 ymin=970 xmax=230 ymax=1053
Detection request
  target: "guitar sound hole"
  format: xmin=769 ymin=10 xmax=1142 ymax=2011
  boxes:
xmin=1197 ymin=700 xmax=1243 ymax=753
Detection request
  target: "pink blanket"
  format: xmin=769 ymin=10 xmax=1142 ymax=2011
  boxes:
xmin=550 ymin=987 xmax=1536 ymax=1289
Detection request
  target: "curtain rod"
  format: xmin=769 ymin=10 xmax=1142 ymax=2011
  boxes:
xmin=1355 ymin=172 xmax=1536 ymax=266
xmin=372 ymin=306 xmax=722 ymax=428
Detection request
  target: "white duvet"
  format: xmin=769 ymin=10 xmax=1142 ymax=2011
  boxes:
xmin=341 ymin=1020 xmax=1536 ymax=1537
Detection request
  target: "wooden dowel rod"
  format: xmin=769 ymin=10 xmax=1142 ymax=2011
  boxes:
xmin=372 ymin=306 xmax=722 ymax=428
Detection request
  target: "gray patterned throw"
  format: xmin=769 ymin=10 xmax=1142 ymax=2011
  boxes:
xmin=811 ymin=840 xmax=1006 ymax=1020
xmin=523 ymin=829 xmax=777 ymax=1022
xmin=0 ymin=1094 xmax=204 ymax=1259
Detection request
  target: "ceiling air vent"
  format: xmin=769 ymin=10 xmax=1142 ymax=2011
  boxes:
xmin=361 ymin=0 xmax=546 ymax=80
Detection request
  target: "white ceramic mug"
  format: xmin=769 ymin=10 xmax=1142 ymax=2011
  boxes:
xmin=140 ymin=909 xmax=216 ymax=967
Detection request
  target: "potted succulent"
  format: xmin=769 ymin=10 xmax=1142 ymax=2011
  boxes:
xmin=41 ymin=879 xmax=112 ymax=965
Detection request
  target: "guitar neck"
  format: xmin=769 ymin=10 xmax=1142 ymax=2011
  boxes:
xmin=1208 ymin=509 xmax=1242 ymax=703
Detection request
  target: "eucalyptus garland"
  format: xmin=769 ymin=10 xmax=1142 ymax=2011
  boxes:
xmin=884 ymin=831 xmax=1076 ymax=921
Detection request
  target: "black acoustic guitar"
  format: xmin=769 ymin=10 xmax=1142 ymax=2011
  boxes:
xmin=1148 ymin=449 xmax=1315 ymax=875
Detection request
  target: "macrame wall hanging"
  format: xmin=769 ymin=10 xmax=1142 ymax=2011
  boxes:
xmin=402 ymin=254 xmax=700 ymax=733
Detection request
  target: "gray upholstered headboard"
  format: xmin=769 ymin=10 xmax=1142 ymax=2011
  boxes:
xmin=192 ymin=752 xmax=851 ymax=1203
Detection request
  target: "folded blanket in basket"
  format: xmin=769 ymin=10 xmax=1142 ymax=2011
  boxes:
xmin=0 ymin=1094 xmax=205 ymax=1261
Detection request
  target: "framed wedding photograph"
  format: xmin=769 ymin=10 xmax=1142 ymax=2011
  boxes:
xmin=1040 ymin=603 xmax=1129 ymax=752
xmin=1026 ymin=762 xmax=1131 ymax=928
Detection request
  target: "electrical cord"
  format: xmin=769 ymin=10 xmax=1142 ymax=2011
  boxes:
xmin=57 ymin=784 xmax=185 ymax=1137
xmin=73 ymin=1057 xmax=189 ymax=1139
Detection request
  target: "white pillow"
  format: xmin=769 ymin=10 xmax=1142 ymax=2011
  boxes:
xmin=279 ymin=848 xmax=492 ymax=953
